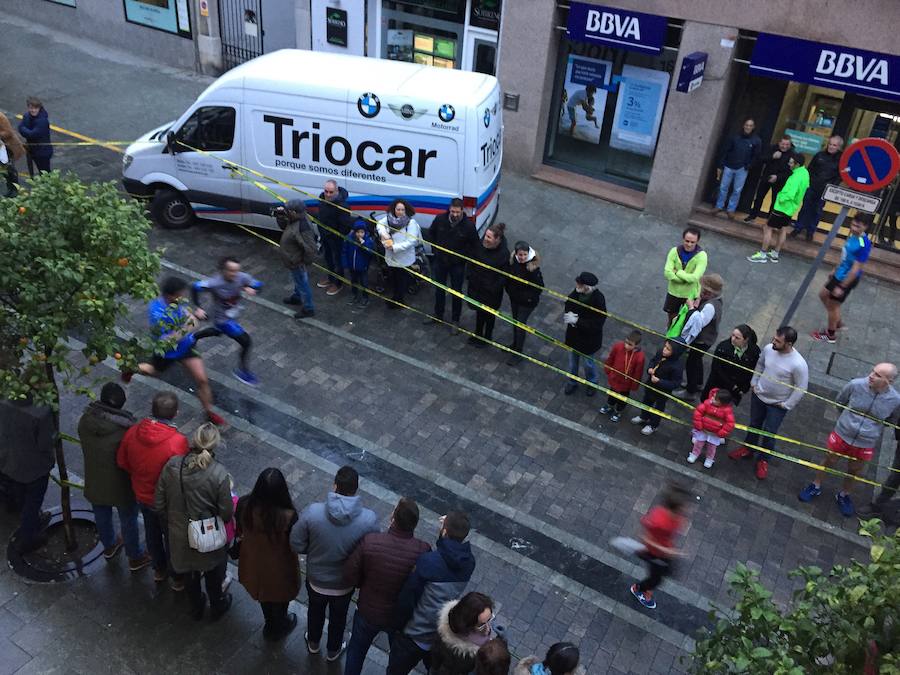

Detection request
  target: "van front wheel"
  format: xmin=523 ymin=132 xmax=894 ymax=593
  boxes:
xmin=150 ymin=189 xmax=195 ymax=230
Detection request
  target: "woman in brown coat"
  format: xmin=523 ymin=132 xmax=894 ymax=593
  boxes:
xmin=0 ymin=113 xmax=25 ymax=197
xmin=236 ymin=467 xmax=301 ymax=641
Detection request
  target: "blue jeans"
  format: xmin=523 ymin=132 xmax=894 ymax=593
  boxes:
xmin=744 ymin=392 xmax=789 ymax=462
xmin=139 ymin=502 xmax=169 ymax=574
xmin=343 ymin=610 xmax=382 ymax=675
xmin=290 ymin=266 xmax=315 ymax=310
xmin=93 ymin=502 xmax=144 ymax=559
xmin=794 ymin=189 xmax=824 ymax=235
xmin=432 ymin=258 xmax=466 ymax=322
xmin=567 ymin=352 xmax=598 ymax=385
xmin=716 ymin=166 xmax=749 ymax=212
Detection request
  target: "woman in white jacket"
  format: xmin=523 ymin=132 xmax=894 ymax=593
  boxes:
xmin=375 ymin=199 xmax=422 ymax=308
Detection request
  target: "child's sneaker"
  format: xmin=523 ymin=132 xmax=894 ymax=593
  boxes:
xmin=630 ymin=584 xmax=657 ymax=609
xmin=609 ymin=412 xmax=621 ymax=423
xmin=687 ymin=451 xmax=700 ymax=464
xmin=767 ymin=250 xmax=780 ymax=262
xmin=798 ymin=483 xmax=822 ymax=502
xmin=599 ymin=405 xmax=613 ymax=415
xmin=641 ymin=425 xmax=655 ymax=436
xmin=703 ymin=457 xmax=715 ymax=469
xmin=630 ymin=415 xmax=645 ymax=425
xmin=747 ymin=251 xmax=768 ymax=263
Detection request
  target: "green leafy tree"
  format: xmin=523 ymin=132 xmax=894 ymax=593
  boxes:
xmin=0 ymin=172 xmax=161 ymax=548
xmin=691 ymin=519 xmax=899 ymax=674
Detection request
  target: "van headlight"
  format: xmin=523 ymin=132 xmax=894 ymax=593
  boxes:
xmin=123 ymin=154 xmax=133 ymax=171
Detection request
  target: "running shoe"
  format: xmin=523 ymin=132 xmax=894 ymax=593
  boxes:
xmin=630 ymin=584 xmax=657 ymax=609
xmin=207 ymin=411 xmax=227 ymax=427
xmin=120 ymin=370 xmax=134 ymax=384
xmin=103 ymin=537 xmax=124 ymax=560
xmin=728 ymin=446 xmax=752 ymax=460
xmin=326 ymin=642 xmax=347 ymax=662
xmin=810 ymin=330 xmax=836 ymax=344
xmin=836 ymin=493 xmax=855 ymax=517
xmin=610 ymin=413 xmax=621 ymax=423
xmin=641 ymin=425 xmax=655 ymax=436
xmin=747 ymin=251 xmax=768 ymax=263
xmin=755 ymin=459 xmax=769 ymax=480
xmin=767 ymin=251 xmax=780 ymax=262
xmin=326 ymin=284 xmax=342 ymax=296
xmin=232 ymin=368 xmax=259 ymax=387
xmin=630 ymin=415 xmax=645 ymax=425
xmin=798 ymin=483 xmax=822 ymax=502
xmin=128 ymin=553 xmax=152 ymax=572
xmin=304 ymin=631 xmax=320 ymax=654
xmin=316 ymin=279 xmax=330 ymax=289
xmin=599 ymin=405 xmax=613 ymax=415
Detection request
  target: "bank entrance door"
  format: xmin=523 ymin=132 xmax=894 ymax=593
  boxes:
xmin=463 ymin=28 xmax=498 ymax=75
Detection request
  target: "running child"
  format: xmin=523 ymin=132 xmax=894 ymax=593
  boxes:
xmin=191 ymin=256 xmax=263 ymax=386
xmin=130 ymin=276 xmax=226 ymax=426
xmin=688 ymin=388 xmax=735 ymax=468
xmin=600 ymin=330 xmax=645 ymax=422
xmin=630 ymin=483 xmax=690 ymax=610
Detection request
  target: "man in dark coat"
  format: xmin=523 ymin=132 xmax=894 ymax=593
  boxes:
xmin=790 ymin=134 xmax=843 ymax=240
xmin=18 ymin=96 xmax=53 ymax=177
xmin=713 ymin=118 xmax=761 ymax=219
xmin=342 ymin=497 xmax=431 ymax=675
xmin=77 ymin=383 xmax=151 ymax=569
xmin=744 ymin=135 xmax=795 ymax=222
xmin=425 ymin=198 xmax=479 ymax=331
xmin=314 ymin=180 xmax=354 ymax=295
xmin=563 ymin=272 xmax=607 ymax=396
xmin=277 ymin=199 xmax=318 ymax=318
xmin=0 ymin=396 xmax=55 ymax=553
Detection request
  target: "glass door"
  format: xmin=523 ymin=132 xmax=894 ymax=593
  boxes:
xmin=463 ymin=27 xmax=497 ymax=75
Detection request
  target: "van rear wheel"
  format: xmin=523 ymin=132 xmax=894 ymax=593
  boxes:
xmin=150 ymin=189 xmax=195 ymax=230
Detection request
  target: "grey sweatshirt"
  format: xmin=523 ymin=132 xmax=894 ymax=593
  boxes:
xmin=834 ymin=378 xmax=900 ymax=448
xmin=191 ymin=272 xmax=262 ymax=325
xmin=750 ymin=344 xmax=808 ymax=410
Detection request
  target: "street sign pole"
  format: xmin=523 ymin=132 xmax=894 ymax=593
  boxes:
xmin=781 ymin=205 xmax=848 ymax=328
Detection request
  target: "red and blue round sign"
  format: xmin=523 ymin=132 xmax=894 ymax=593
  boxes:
xmin=839 ymin=137 xmax=900 ymax=193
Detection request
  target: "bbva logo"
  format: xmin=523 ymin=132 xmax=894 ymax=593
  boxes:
xmin=816 ymin=50 xmax=889 ymax=85
xmin=585 ymin=10 xmax=640 ymax=41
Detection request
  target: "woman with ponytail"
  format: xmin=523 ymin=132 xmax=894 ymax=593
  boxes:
xmin=701 ymin=323 xmax=761 ymax=406
xmin=155 ymin=423 xmax=235 ymax=620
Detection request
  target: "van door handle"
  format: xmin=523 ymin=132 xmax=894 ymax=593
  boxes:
xmin=222 ymin=164 xmax=238 ymax=171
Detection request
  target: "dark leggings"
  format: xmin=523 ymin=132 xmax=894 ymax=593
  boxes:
xmin=475 ymin=308 xmax=496 ymax=340
xmin=606 ymin=390 xmax=629 ymax=412
xmin=194 ymin=326 xmax=252 ymax=371
xmin=637 ymin=553 xmax=673 ymax=593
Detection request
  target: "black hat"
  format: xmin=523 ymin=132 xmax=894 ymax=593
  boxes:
xmin=100 ymin=382 xmax=126 ymax=409
xmin=284 ymin=199 xmax=306 ymax=214
xmin=575 ymin=272 xmax=598 ymax=287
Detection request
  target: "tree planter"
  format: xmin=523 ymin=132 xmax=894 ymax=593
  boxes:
xmin=7 ymin=507 xmax=105 ymax=583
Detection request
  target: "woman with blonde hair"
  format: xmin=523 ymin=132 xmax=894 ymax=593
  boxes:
xmin=155 ymin=422 xmax=235 ymax=620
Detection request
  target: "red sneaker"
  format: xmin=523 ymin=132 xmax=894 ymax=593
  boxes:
xmin=728 ymin=446 xmax=752 ymax=460
xmin=755 ymin=459 xmax=768 ymax=480
xmin=120 ymin=370 xmax=134 ymax=384
xmin=207 ymin=411 xmax=228 ymax=427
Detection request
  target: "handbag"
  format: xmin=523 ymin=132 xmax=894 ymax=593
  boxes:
xmin=180 ymin=457 xmax=227 ymax=553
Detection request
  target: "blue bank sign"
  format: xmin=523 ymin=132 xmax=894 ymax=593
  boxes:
xmin=566 ymin=2 xmax=667 ymax=55
xmin=750 ymin=33 xmax=899 ymax=102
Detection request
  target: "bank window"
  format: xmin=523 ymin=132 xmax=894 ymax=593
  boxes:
xmin=382 ymin=0 xmax=464 ymax=69
xmin=176 ymin=107 xmax=236 ymax=152
xmin=544 ymin=36 xmax=678 ymax=191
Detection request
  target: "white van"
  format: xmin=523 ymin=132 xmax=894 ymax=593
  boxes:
xmin=123 ymin=49 xmax=502 ymax=235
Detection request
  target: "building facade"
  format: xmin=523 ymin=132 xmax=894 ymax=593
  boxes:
xmin=498 ymin=0 xmax=900 ymax=241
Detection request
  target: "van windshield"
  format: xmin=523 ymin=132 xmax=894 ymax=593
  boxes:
xmin=176 ymin=106 xmax=236 ymax=152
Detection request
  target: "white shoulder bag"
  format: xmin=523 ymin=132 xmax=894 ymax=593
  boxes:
xmin=180 ymin=457 xmax=226 ymax=553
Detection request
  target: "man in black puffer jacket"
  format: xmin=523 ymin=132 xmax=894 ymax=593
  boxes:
xmin=790 ymin=134 xmax=843 ymax=240
xmin=426 ymin=198 xmax=479 ymax=331
xmin=314 ymin=180 xmax=354 ymax=295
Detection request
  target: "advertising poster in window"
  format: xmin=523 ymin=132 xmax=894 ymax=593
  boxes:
xmin=557 ymin=55 xmax=612 ymax=144
xmin=326 ymin=6 xmax=348 ymax=47
xmin=609 ymin=64 xmax=669 ymax=156
xmin=123 ymin=0 xmax=191 ymax=37
xmin=387 ymin=30 xmax=414 ymax=61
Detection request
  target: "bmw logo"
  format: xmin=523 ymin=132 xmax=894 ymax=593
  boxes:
xmin=483 ymin=108 xmax=491 ymax=128
xmin=358 ymin=93 xmax=380 ymax=119
xmin=439 ymin=104 xmax=456 ymax=123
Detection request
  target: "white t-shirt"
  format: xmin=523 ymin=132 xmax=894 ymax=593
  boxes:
xmin=568 ymin=89 xmax=588 ymax=108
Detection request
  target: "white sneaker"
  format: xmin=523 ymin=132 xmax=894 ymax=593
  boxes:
xmin=222 ymin=570 xmax=233 ymax=593
xmin=630 ymin=415 xmax=645 ymax=425
xmin=767 ymin=250 xmax=780 ymax=262
xmin=641 ymin=425 xmax=655 ymax=436
xmin=703 ymin=458 xmax=715 ymax=469
xmin=687 ymin=451 xmax=700 ymax=464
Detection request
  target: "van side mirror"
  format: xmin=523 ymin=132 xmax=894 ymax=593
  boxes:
xmin=166 ymin=131 xmax=179 ymax=154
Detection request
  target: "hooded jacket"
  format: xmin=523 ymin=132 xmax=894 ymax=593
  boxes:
xmin=705 ymin=338 xmax=760 ymax=401
xmin=772 ymin=165 xmax=810 ymax=218
xmin=18 ymin=108 xmax=52 ymax=159
xmin=807 ymin=148 xmax=841 ymax=194
xmin=645 ymin=342 xmax=686 ymax=393
xmin=341 ymin=225 xmax=375 ymax=272
xmin=564 ymin=287 xmax=606 ymax=355
xmin=315 ymin=186 xmax=354 ymax=238
xmin=833 ymin=378 xmax=900 ymax=449
xmin=429 ymin=211 xmax=479 ymax=264
xmin=663 ymin=246 xmax=707 ymax=300
xmin=693 ymin=389 xmax=736 ymax=438
xmin=290 ymin=491 xmax=379 ymax=590
xmin=506 ymin=248 xmax=544 ymax=308
xmin=467 ymin=236 xmax=510 ymax=307
xmin=343 ymin=525 xmax=431 ymax=630
xmin=77 ymin=401 xmax=136 ymax=507
xmin=116 ymin=418 xmax=189 ymax=505
xmin=604 ymin=340 xmax=645 ymax=393
xmin=396 ymin=537 xmax=476 ymax=645
xmin=0 ymin=399 xmax=55 ymax=483
xmin=429 ymin=600 xmax=484 ymax=675
xmin=279 ymin=216 xmax=318 ymax=269
xmin=513 ymin=657 xmax=585 ymax=675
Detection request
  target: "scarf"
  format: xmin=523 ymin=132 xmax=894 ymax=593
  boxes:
xmin=387 ymin=213 xmax=410 ymax=230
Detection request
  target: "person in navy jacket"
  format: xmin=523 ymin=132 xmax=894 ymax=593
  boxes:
xmin=341 ymin=220 xmax=376 ymax=306
xmin=18 ymin=97 xmax=53 ymax=177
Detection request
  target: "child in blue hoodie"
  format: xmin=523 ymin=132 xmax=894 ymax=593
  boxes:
xmin=341 ymin=220 xmax=375 ymax=306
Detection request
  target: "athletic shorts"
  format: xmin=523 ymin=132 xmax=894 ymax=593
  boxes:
xmin=663 ymin=293 xmax=686 ymax=315
xmin=211 ymin=320 xmax=246 ymax=338
xmin=824 ymin=274 xmax=859 ymax=304
xmin=150 ymin=349 xmax=200 ymax=373
xmin=827 ymin=430 xmax=874 ymax=462
xmin=766 ymin=211 xmax=792 ymax=229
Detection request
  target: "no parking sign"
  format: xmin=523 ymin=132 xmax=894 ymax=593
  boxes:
xmin=839 ymin=137 xmax=900 ymax=192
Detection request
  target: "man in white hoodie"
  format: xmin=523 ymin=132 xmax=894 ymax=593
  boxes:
xmin=799 ymin=363 xmax=900 ymax=517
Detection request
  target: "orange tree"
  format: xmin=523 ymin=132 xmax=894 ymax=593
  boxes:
xmin=0 ymin=172 xmax=160 ymax=548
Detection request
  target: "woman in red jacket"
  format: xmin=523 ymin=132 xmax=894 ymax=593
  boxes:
xmin=600 ymin=330 xmax=645 ymax=422
xmin=688 ymin=388 xmax=735 ymax=468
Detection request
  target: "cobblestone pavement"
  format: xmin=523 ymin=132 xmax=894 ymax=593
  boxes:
xmin=2 ymin=14 xmax=898 ymax=675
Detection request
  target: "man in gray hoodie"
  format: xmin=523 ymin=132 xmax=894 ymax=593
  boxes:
xmin=290 ymin=465 xmax=378 ymax=662
xmin=798 ymin=363 xmax=900 ymax=517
